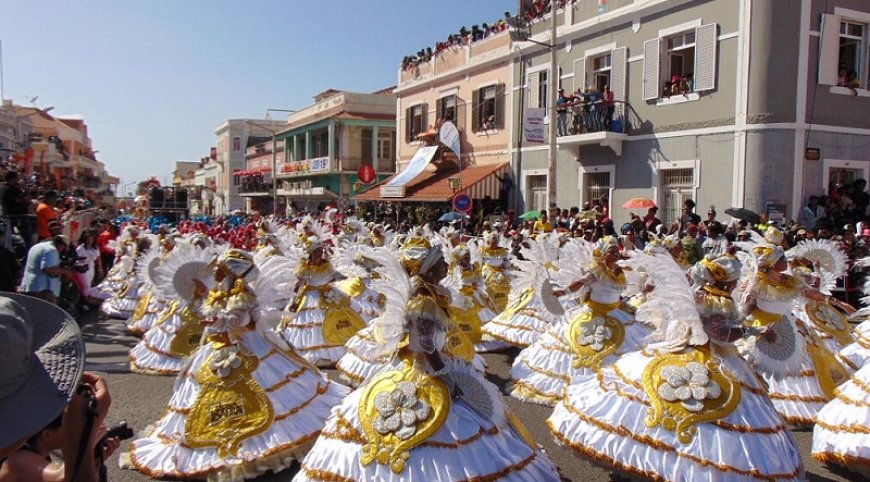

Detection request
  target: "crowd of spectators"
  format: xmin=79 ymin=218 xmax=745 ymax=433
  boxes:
xmin=556 ymin=85 xmax=618 ymax=136
xmin=401 ymin=1 xmax=581 ymax=72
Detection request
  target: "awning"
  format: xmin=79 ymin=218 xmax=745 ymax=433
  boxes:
xmin=354 ymin=162 xmax=508 ymax=202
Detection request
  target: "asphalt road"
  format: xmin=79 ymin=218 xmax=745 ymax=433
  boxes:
xmin=77 ymin=310 xmax=859 ymax=482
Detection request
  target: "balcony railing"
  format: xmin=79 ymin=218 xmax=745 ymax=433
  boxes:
xmin=555 ymin=101 xmax=627 ymax=137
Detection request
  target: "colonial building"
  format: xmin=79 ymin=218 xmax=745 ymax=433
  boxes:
xmin=213 ymin=118 xmax=287 ymax=214
xmin=356 ymin=28 xmax=513 ymax=208
xmin=508 ymin=0 xmax=870 ymax=224
xmin=275 ymin=89 xmax=396 ymax=211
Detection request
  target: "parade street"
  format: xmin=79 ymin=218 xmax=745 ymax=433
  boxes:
xmin=80 ymin=310 xmax=854 ymax=482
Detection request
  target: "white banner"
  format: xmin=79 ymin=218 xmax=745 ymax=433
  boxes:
xmin=386 ymin=146 xmax=439 ymax=188
xmin=523 ymin=108 xmax=546 ymax=144
xmin=439 ymin=121 xmax=461 ymax=162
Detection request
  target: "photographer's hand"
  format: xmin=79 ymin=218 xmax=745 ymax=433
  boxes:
xmin=63 ymin=373 xmax=112 ymax=482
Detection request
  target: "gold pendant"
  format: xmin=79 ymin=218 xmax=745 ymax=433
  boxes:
xmin=168 ymin=306 xmax=205 ymax=357
xmin=806 ymin=342 xmax=849 ymax=399
xmin=359 ymin=366 xmax=450 ymax=473
xmin=568 ymin=306 xmax=625 ymax=370
xmin=131 ymin=292 xmax=152 ymax=322
xmin=321 ymin=302 xmax=366 ymax=345
xmin=642 ymin=347 xmax=741 ymax=443
xmin=185 ymin=347 xmax=274 ymax=457
xmin=805 ymin=301 xmax=854 ymax=346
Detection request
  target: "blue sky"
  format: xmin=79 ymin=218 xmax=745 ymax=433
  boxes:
xmin=1 ymin=0 xmax=515 ymax=186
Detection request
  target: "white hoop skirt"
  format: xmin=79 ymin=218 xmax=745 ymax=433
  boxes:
xmin=481 ymin=288 xmax=561 ymax=349
xmin=278 ymin=287 xmax=368 ymax=367
xmin=125 ymin=292 xmax=165 ymax=336
xmin=548 ymin=347 xmax=805 ymax=481
xmin=293 ymin=361 xmax=561 ymax=482
xmin=838 ymin=320 xmax=870 ymax=372
xmin=510 ymin=305 xmax=646 ymax=406
xmin=811 ymin=363 xmax=870 ymax=478
xmin=129 ymin=303 xmax=203 ymax=376
xmin=101 ymin=280 xmax=142 ymax=319
xmin=121 ymin=328 xmax=350 ymax=481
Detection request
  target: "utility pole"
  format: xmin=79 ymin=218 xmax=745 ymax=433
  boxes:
xmin=546 ymin=7 xmax=558 ymax=209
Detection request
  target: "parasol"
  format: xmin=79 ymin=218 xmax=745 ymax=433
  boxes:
xmin=519 ymin=210 xmax=542 ymax=221
xmin=621 ymin=197 xmax=656 ymax=209
xmin=724 ymin=207 xmax=760 ymax=224
xmin=438 ymin=212 xmax=467 ymax=222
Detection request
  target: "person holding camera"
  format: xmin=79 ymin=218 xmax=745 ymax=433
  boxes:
xmin=0 ymin=294 xmax=116 ymax=482
xmin=20 ymin=236 xmax=75 ymax=305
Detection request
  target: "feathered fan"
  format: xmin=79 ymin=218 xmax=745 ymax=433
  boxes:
xmin=787 ymin=238 xmax=848 ymax=295
xmin=363 ymin=246 xmax=414 ymax=358
xmin=152 ymin=243 xmax=217 ymax=301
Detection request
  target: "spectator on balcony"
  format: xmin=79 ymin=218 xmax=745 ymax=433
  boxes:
xmin=671 ymin=73 xmax=684 ymax=95
xmin=682 ymin=73 xmax=694 ymax=93
xmin=602 ymin=85 xmax=615 ymax=131
xmin=35 ymin=191 xmax=59 ymax=242
xmin=556 ymin=89 xmax=570 ymax=136
xmin=585 ymin=86 xmax=603 ymax=132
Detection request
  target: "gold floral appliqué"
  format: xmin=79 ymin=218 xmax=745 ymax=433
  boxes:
xmin=568 ymin=301 xmax=624 ymax=370
xmin=642 ymin=347 xmax=741 ymax=443
xmin=359 ymin=366 xmax=450 ymax=473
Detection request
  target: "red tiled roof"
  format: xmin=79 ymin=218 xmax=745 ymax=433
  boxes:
xmin=355 ymin=162 xmax=508 ymax=202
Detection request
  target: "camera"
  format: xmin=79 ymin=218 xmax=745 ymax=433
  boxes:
xmin=104 ymin=421 xmax=134 ymax=441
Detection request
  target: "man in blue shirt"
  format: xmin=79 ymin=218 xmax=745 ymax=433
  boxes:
xmin=21 ymin=236 xmax=73 ymax=304
xmin=555 ymin=88 xmax=570 ymax=136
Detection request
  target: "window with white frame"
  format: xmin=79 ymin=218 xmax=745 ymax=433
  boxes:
xmin=527 ymin=175 xmax=548 ymax=213
xmin=583 ymin=171 xmax=612 ymax=206
xmin=406 ymin=104 xmax=426 ymax=143
xmin=839 ymin=21 xmax=868 ymax=86
xmin=376 ymin=130 xmax=394 ymax=161
xmin=819 ymin=10 xmax=870 ymax=89
xmin=438 ymin=95 xmax=458 ymax=123
xmin=643 ymin=23 xmax=718 ymax=101
xmin=527 ymin=69 xmax=550 ymax=109
xmin=591 ymin=53 xmax=612 ymax=93
xmin=660 ymin=168 xmax=695 ymax=225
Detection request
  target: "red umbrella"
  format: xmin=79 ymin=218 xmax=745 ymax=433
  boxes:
xmin=621 ymin=197 xmax=656 ymax=209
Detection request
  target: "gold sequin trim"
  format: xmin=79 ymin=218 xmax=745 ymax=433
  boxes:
xmin=767 ymin=392 xmax=830 ymax=403
xmin=301 ymin=453 xmax=537 ymax=482
xmin=711 ymin=420 xmax=787 ymax=434
xmin=275 ymin=383 xmax=330 ymax=421
xmin=835 ymin=392 xmax=870 ymax=407
xmin=812 ymin=451 xmax=870 ymax=468
xmin=815 ymin=419 xmax=870 ymax=434
xmin=264 ymin=366 xmax=307 ymax=393
xmin=518 ymin=359 xmax=571 ymax=383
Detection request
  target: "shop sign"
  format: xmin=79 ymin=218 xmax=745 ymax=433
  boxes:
xmin=281 ymin=156 xmax=330 ymax=175
xmin=380 ymin=185 xmax=406 ymax=198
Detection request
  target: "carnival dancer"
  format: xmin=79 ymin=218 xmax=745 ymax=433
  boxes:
xmin=509 ymin=236 xmax=649 ymax=406
xmin=336 ymin=237 xmax=485 ymax=387
xmin=100 ymin=234 xmax=153 ymax=319
xmin=128 ymin=241 xmax=216 ymax=375
xmin=482 ymin=234 xmax=565 ymax=348
xmin=277 ymin=228 xmax=366 ymax=367
xmin=787 ymin=238 xmax=856 ymax=356
xmin=735 ymin=241 xmax=850 ymax=426
xmin=96 ymin=224 xmax=141 ymax=299
xmin=479 ymin=232 xmax=512 ymax=314
xmin=442 ymin=240 xmax=509 ymax=353
xmin=294 ymin=243 xmax=560 ymax=482
xmin=332 ymin=242 xmax=384 ymax=322
xmin=121 ymin=249 xmax=349 ymax=481
xmin=123 ymin=240 xmax=166 ymax=336
xmin=839 ymin=256 xmax=870 ymax=370
xmin=811 ymin=363 xmax=870 ymax=478
xmin=548 ymin=253 xmax=805 ymax=481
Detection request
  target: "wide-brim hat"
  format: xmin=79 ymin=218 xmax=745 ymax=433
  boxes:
xmin=0 ymin=294 xmax=85 ymax=449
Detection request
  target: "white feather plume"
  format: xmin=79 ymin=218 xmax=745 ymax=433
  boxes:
xmin=637 ymin=251 xmax=708 ymax=351
xmin=364 ymin=246 xmax=414 ymax=358
xmin=554 ymin=238 xmax=594 ymax=289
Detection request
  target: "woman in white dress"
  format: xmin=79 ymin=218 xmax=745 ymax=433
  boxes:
xmin=510 ymin=236 xmax=649 ymax=406
xmin=121 ymin=248 xmax=349 ymax=481
xmin=735 ymin=243 xmax=850 ymax=426
xmin=548 ymin=253 xmax=805 ymax=481
xmin=73 ymin=230 xmax=103 ymax=304
xmin=295 ymin=244 xmax=560 ymax=482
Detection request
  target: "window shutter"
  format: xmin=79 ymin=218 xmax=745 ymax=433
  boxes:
xmin=405 ymin=107 xmax=412 ymax=143
xmin=610 ymin=48 xmax=627 ymax=101
xmin=694 ymin=23 xmax=718 ymax=92
xmin=422 ymin=103 xmax=428 ymax=131
xmin=436 ymin=98 xmax=443 ymax=123
xmin=528 ymin=71 xmax=540 ymax=107
xmin=643 ymin=38 xmax=660 ymax=100
xmin=573 ymin=57 xmax=586 ymax=93
xmin=495 ymin=84 xmax=506 ymax=129
xmin=818 ymin=14 xmax=841 ymax=85
xmin=471 ymin=89 xmax=480 ymax=132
